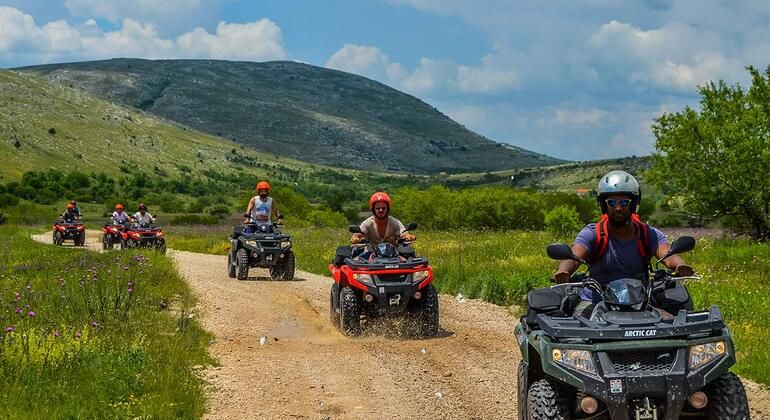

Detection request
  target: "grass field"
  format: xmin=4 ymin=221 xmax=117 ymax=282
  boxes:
xmin=166 ymin=224 xmax=770 ymax=385
xmin=0 ymin=225 xmax=213 ymax=418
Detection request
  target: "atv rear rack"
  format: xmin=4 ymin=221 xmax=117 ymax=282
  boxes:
xmin=535 ymin=305 xmax=725 ymax=341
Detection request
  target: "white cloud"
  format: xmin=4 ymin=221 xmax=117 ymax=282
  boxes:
xmin=455 ymin=63 xmax=518 ymax=93
xmin=589 ymin=20 xmax=744 ymax=90
xmin=0 ymin=7 xmax=286 ymax=65
xmin=554 ymin=108 xmax=605 ymax=127
xmin=325 ymin=43 xmax=519 ymax=96
xmin=325 ymin=43 xmax=390 ymax=74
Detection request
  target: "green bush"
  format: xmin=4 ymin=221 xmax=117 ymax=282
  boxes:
xmin=544 ymin=205 xmax=582 ymax=239
xmin=305 ymin=208 xmax=347 ymax=228
xmin=170 ymin=214 xmax=219 ymax=226
xmin=208 ymin=204 xmax=231 ymax=218
xmin=0 ymin=193 xmax=20 ymax=208
xmin=0 ymin=212 xmax=5 ymax=225
xmin=186 ymin=201 xmax=204 ymax=213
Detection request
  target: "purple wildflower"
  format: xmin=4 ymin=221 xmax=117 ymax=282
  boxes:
xmin=53 ymin=331 xmax=61 ymax=337
xmin=25 ymin=284 xmax=31 ymax=290
xmin=5 ymin=326 xmax=14 ymax=333
xmin=15 ymin=308 xmax=22 ymax=314
xmin=127 ymin=288 xmax=133 ymax=294
xmin=75 ymin=332 xmax=81 ymax=339
xmin=91 ymin=321 xmax=99 ymax=328
xmin=28 ymin=311 xmax=36 ymax=318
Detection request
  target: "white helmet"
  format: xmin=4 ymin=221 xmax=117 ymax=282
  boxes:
xmin=597 ymin=170 xmax=641 ymax=213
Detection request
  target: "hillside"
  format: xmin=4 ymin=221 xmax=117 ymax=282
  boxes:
xmin=0 ymin=68 xmax=319 ymax=181
xmin=18 ymin=58 xmax=562 ymax=173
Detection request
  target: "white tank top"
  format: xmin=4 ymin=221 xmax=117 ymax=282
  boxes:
xmin=251 ymin=196 xmax=273 ymax=225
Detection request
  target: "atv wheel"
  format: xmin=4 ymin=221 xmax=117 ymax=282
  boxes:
xmin=527 ymin=379 xmax=570 ymax=420
xmin=705 ymin=372 xmax=750 ymax=419
xmin=330 ymin=284 xmax=340 ymax=326
xmin=269 ymin=262 xmax=283 ymax=280
xmin=120 ymin=238 xmax=127 ymax=250
xmin=102 ymin=234 xmax=110 ymax=250
xmin=156 ymin=239 xmax=167 ymax=254
xmin=339 ymin=286 xmax=361 ymax=336
xmin=281 ymin=250 xmax=296 ymax=280
xmin=236 ymin=248 xmax=250 ymax=280
xmin=54 ymin=231 xmax=63 ymax=246
xmin=77 ymin=231 xmax=86 ymax=246
xmin=227 ymin=252 xmax=237 ymax=278
xmin=518 ymin=361 xmax=528 ymax=420
xmin=417 ymin=284 xmax=439 ymax=338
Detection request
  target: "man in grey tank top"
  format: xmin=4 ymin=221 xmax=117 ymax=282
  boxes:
xmin=351 ymin=192 xmax=415 ymax=259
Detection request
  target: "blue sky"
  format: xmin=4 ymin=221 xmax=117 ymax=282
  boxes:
xmin=1 ymin=0 xmax=768 ymax=161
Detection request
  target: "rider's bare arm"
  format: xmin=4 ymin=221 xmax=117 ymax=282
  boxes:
xmin=244 ymin=197 xmax=256 ymax=222
xmin=272 ymin=202 xmax=282 ymax=223
xmin=554 ymin=244 xmax=589 ymax=283
xmin=655 ymin=243 xmax=693 ymax=276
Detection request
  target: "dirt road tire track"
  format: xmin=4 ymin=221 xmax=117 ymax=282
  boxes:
xmin=31 ymin=231 xmax=770 ymax=419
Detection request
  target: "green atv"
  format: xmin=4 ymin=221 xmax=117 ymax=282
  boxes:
xmin=516 ymin=236 xmax=750 ymax=420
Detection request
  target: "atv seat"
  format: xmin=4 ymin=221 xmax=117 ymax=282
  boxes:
xmin=525 ymin=286 xmax=581 ymax=327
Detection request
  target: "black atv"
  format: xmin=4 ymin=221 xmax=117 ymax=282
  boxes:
xmin=227 ymin=216 xmax=295 ymax=280
xmin=328 ymin=223 xmax=439 ymax=338
xmin=516 ymin=236 xmax=750 ymax=420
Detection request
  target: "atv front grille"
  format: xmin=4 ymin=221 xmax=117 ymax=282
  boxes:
xmin=377 ymin=274 xmax=409 ymax=283
xmin=261 ymin=241 xmax=279 ymax=248
xmin=608 ymin=351 xmax=675 ymax=374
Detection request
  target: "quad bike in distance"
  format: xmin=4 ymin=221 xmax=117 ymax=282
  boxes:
xmin=102 ymin=220 xmax=128 ymax=250
xmin=227 ymin=216 xmax=295 ymax=281
xmin=120 ymin=222 xmax=166 ymax=254
xmin=328 ymin=223 xmax=439 ymax=338
xmin=515 ymin=236 xmax=750 ymax=420
xmin=52 ymin=219 xmax=86 ymax=246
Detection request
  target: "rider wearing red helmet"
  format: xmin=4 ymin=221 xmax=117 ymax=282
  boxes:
xmin=112 ymin=203 xmax=128 ymax=224
xmin=61 ymin=202 xmax=81 ymax=222
xmin=244 ymin=181 xmax=282 ymax=228
xmin=351 ymin=192 xmax=415 ymax=245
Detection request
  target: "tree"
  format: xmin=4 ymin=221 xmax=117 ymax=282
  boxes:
xmin=648 ymin=66 xmax=770 ymax=240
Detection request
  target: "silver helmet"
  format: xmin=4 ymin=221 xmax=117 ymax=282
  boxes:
xmin=597 ymin=170 xmax=641 ymax=213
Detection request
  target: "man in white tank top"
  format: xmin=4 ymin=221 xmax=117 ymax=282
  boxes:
xmin=244 ymin=181 xmax=282 ymax=230
xmin=351 ymin=192 xmax=415 ymax=246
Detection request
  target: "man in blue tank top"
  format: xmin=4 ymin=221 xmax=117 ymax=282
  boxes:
xmin=553 ymin=171 xmax=693 ymax=318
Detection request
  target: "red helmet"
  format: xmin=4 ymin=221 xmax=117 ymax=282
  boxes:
xmin=115 ymin=204 xmax=124 ymax=210
xmin=369 ymin=192 xmax=392 ymax=210
xmin=66 ymin=203 xmax=75 ymax=210
xmin=256 ymin=181 xmax=270 ymax=192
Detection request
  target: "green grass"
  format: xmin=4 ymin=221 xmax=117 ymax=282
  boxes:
xmin=0 ymin=225 xmax=213 ymax=418
xmin=165 ymin=225 xmax=770 ymax=385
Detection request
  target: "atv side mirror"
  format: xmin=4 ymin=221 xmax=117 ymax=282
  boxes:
xmin=348 ymin=224 xmax=363 ymax=234
xmin=404 ymin=222 xmax=418 ymax=231
xmin=659 ymin=236 xmax=696 ymax=262
xmin=546 ymin=243 xmax=585 ymax=264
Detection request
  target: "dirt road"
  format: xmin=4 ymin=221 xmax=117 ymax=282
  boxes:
xmin=33 ymin=231 xmax=770 ymax=419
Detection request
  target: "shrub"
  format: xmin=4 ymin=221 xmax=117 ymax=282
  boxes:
xmin=0 ymin=212 xmax=5 ymax=225
xmin=170 ymin=214 xmax=219 ymax=226
xmin=544 ymin=205 xmax=582 ymax=239
xmin=0 ymin=193 xmax=20 ymax=208
xmin=208 ymin=205 xmax=231 ymax=218
xmin=186 ymin=201 xmax=204 ymax=213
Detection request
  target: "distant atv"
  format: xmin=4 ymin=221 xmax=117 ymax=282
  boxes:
xmin=52 ymin=219 xmax=86 ymax=246
xmin=227 ymin=216 xmax=295 ymax=280
xmin=102 ymin=220 xmax=128 ymax=250
xmin=120 ymin=222 xmax=166 ymax=254
xmin=516 ymin=236 xmax=749 ymax=420
xmin=328 ymin=223 xmax=439 ymax=338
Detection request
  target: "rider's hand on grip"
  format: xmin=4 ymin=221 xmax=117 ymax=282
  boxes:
xmin=674 ymin=264 xmax=694 ymax=277
xmin=554 ymin=271 xmax=571 ymax=284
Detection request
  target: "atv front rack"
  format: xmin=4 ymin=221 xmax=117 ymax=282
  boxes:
xmin=342 ymin=257 xmax=428 ymax=270
xmin=535 ymin=305 xmax=725 ymax=341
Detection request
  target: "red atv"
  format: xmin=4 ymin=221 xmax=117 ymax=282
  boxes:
xmin=102 ymin=220 xmax=128 ymax=250
xmin=328 ymin=223 xmax=439 ymax=337
xmin=120 ymin=222 xmax=166 ymax=254
xmin=52 ymin=219 xmax=86 ymax=246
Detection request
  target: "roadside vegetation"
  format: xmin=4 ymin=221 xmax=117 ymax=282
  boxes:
xmin=0 ymin=225 xmax=212 ymax=417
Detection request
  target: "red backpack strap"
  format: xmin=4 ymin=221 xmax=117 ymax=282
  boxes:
xmin=593 ymin=214 xmax=610 ymax=260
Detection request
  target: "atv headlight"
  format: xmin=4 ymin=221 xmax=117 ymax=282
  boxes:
xmin=412 ymin=270 xmax=430 ymax=284
xmin=280 ymin=241 xmax=291 ymax=248
xmin=156 ymin=231 xmax=164 ymax=237
xmin=245 ymin=240 xmax=258 ymax=247
xmin=689 ymin=341 xmax=726 ymax=369
xmin=552 ymin=349 xmax=596 ymax=375
xmin=353 ymin=274 xmax=372 ymax=284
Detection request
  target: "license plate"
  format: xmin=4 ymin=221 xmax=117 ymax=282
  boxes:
xmin=634 ymin=406 xmax=657 ymax=420
xmin=389 ymin=294 xmax=401 ymax=306
xmin=266 ymin=255 xmax=273 ymax=261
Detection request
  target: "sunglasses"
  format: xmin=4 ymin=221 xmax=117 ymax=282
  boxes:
xmin=605 ymin=198 xmax=632 ymax=208
xmin=374 ymin=207 xmax=388 ymax=212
